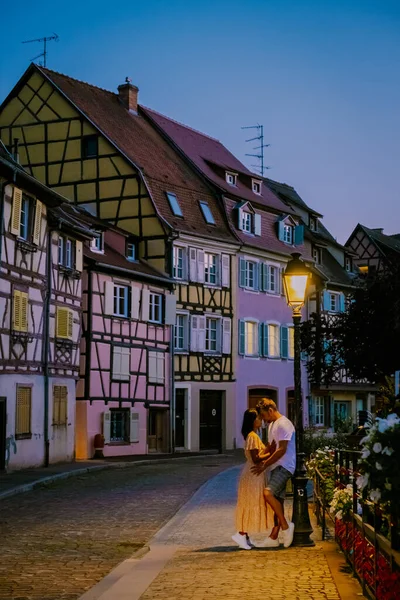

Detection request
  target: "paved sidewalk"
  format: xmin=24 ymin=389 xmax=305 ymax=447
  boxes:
xmin=81 ymin=466 xmax=363 ymax=600
xmin=0 ymin=451 xmax=221 ymax=499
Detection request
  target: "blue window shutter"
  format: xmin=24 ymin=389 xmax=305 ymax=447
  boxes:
xmin=239 ymin=258 xmax=246 ymax=287
xmin=254 ymin=263 xmax=259 ymax=291
xmin=263 ymin=323 xmax=269 ymax=357
xmin=278 ymin=220 xmax=285 ymax=241
xmin=339 ymin=293 xmax=345 ymax=312
xmin=238 ymin=320 xmax=245 ymax=355
xmin=294 ymin=224 xmax=304 ymax=246
xmin=323 ymin=290 xmax=331 ymax=311
xmin=258 ymin=322 xmax=263 ymax=357
xmin=259 ymin=263 xmax=264 ymax=291
xmin=280 ymin=326 xmax=288 ymax=359
xmin=263 ymin=264 xmax=269 ymax=292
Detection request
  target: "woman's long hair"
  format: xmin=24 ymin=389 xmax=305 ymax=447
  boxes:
xmin=241 ymin=408 xmax=258 ymax=440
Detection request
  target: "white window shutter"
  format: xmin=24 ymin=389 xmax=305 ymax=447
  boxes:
xmin=103 ymin=410 xmax=111 ymax=443
xmin=189 ymin=248 xmax=197 ymax=282
xmin=32 ymin=200 xmax=43 ymax=245
xmin=141 ymin=289 xmax=150 ymax=321
xmin=222 ymin=318 xmax=231 ymax=354
xmin=148 ymin=351 xmax=156 ymax=381
xmin=254 ymin=213 xmax=261 ymax=236
xmin=157 ymin=353 xmax=165 ymax=383
xmin=104 ymin=281 xmax=114 ymax=315
xmin=75 ymin=240 xmax=83 ymax=272
xmin=10 ymin=187 xmax=23 ymax=236
xmin=112 ymin=347 xmax=121 ymax=379
xmin=190 ymin=316 xmax=198 ymax=352
xmin=164 ymin=293 xmax=177 ymax=325
xmin=121 ymin=347 xmax=130 ymax=380
xmin=130 ymin=411 xmax=139 ymax=443
xmin=238 ymin=207 xmax=244 ymax=230
xmin=131 ymin=286 xmax=140 ymax=320
xmin=221 ymin=254 xmax=230 ymax=287
xmin=198 ymin=316 xmax=206 ymax=352
xmin=197 ymin=250 xmax=205 ymax=283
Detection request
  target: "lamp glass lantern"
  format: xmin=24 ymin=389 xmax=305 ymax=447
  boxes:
xmin=283 ymin=253 xmax=309 ymax=312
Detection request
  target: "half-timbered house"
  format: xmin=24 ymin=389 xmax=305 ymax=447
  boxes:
xmin=0 ymin=142 xmax=94 ymax=470
xmin=345 ymin=224 xmax=400 ymax=275
xmin=267 ymin=178 xmax=377 ymax=429
xmin=141 ymin=108 xmax=314 ymax=444
xmin=0 ymin=65 xmax=239 ymax=453
xmin=75 ymin=220 xmax=175 ymax=458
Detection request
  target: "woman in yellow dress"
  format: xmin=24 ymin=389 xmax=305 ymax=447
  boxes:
xmin=232 ymin=408 xmax=275 ymax=550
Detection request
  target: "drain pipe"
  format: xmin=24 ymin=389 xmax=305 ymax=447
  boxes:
xmin=43 ymin=228 xmax=52 ymax=467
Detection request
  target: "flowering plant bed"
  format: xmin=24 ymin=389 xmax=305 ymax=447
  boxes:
xmin=329 ymin=484 xmax=353 ymax=521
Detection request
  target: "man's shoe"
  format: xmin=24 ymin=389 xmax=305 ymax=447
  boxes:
xmin=232 ymin=533 xmax=252 ymax=550
xmin=259 ymin=536 xmax=280 ymax=548
xmin=282 ymin=522 xmax=295 ymax=548
xmin=246 ymin=535 xmax=256 ymax=547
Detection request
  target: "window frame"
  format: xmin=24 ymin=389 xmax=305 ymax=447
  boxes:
xmin=91 ymin=233 xmax=104 ymax=253
xmin=19 ymin=195 xmax=31 ymax=240
xmin=204 ymin=252 xmax=218 ymax=286
xmin=58 ymin=235 xmax=76 ymax=269
xmin=174 ymin=312 xmax=189 ymax=352
xmin=309 ymin=217 xmax=317 ymax=232
xmin=283 ymin=224 xmax=293 ymax=245
xmin=226 ymin=172 xmax=237 ymax=186
xmin=112 ymin=345 xmax=131 ymax=381
xmin=113 ymin=284 xmax=130 ymax=318
xmin=245 ymin=260 xmax=256 ymax=289
xmin=205 ymin=316 xmax=220 ymax=354
xmin=149 ymin=292 xmax=163 ymax=324
xmin=314 ymin=396 xmax=325 ymax=427
xmin=252 ymin=179 xmax=262 ymax=195
xmin=148 ymin=350 xmax=165 ymax=384
xmin=173 ymin=246 xmax=186 ymax=280
xmin=312 ymin=247 xmax=321 ymax=264
xmin=199 ymin=201 xmax=215 ymax=225
xmin=329 ymin=292 xmax=339 ymax=313
xmin=126 ymin=241 xmax=136 ymax=262
xmin=242 ymin=212 xmax=252 ymax=233
xmin=267 ymin=323 xmax=280 ymax=358
xmin=166 ymin=192 xmax=183 ymax=217
xmin=345 ymin=257 xmax=352 ymax=272
xmin=110 ymin=408 xmax=130 ymax=443
xmin=82 ymin=135 xmax=98 ymax=159
xmin=15 ymin=384 xmax=32 ymax=439
xmin=288 ymin=325 xmax=295 ymax=360
xmin=244 ymin=320 xmax=258 ymax=356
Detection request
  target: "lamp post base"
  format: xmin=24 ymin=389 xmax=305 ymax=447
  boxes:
xmin=291 ymin=466 xmax=315 ymax=547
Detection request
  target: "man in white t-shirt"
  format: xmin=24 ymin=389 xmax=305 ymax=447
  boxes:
xmin=251 ymin=398 xmax=296 ymax=549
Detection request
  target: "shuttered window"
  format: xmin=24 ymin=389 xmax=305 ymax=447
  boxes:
xmin=12 ymin=290 xmax=28 ymax=332
xmin=112 ymin=346 xmax=130 ymax=381
xmin=148 ymin=351 xmax=165 ymax=383
xmin=56 ymin=307 xmax=74 ymax=340
xmin=16 ymin=386 xmax=32 ymax=437
xmin=53 ymin=385 xmax=68 ymax=425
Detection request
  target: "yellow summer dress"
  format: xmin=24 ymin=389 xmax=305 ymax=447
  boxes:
xmin=235 ymin=431 xmax=268 ymax=533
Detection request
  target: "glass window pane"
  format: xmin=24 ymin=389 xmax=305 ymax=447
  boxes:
xmin=167 ymin=193 xmax=183 ymax=217
xmin=200 ymin=202 xmax=215 ymax=225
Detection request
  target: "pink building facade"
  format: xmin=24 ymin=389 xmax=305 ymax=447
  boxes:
xmin=76 ymin=226 xmax=175 ymax=459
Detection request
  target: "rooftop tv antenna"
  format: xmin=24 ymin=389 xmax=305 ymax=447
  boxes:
xmin=241 ymin=124 xmax=270 ymax=176
xmin=22 ymin=33 xmax=59 ymax=67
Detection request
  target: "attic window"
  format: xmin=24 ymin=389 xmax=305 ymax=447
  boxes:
xmin=82 ymin=135 xmax=98 ymax=159
xmin=283 ymin=224 xmax=293 ymax=245
xmin=226 ymin=172 xmax=237 ymax=186
xmin=252 ymin=180 xmax=262 ymax=195
xmin=312 ymin=247 xmax=321 ymax=264
xmin=242 ymin=212 xmax=252 ymax=232
xmin=345 ymin=257 xmax=352 ymax=272
xmin=310 ymin=217 xmax=317 ymax=231
xmin=126 ymin=240 xmax=136 ymax=261
xmin=91 ymin=232 xmax=104 ymax=253
xmin=166 ymin=192 xmax=183 ymax=217
xmin=199 ymin=201 xmax=215 ymax=225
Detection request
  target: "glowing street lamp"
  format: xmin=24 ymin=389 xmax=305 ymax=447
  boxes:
xmin=283 ymin=252 xmax=314 ymax=547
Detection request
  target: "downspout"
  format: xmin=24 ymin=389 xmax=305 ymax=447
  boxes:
xmin=43 ymin=228 xmax=52 ymax=467
xmin=169 ymin=322 xmax=175 ymax=454
xmin=84 ymin=269 xmax=93 ymax=401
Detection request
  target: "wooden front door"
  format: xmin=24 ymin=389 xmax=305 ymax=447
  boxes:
xmin=199 ymin=390 xmax=222 ymax=451
xmin=148 ymin=409 xmax=166 ymax=453
xmin=0 ymin=398 xmax=6 ymax=471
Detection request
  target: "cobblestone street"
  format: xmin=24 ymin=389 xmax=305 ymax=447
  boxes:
xmin=0 ymin=456 xmax=240 ymax=600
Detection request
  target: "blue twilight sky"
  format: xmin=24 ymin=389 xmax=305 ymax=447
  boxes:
xmin=1 ymin=0 xmax=399 ymax=243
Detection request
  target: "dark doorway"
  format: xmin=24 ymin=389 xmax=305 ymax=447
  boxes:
xmin=148 ymin=409 xmax=167 ymax=453
xmin=175 ymin=389 xmax=186 ymax=448
xmin=0 ymin=398 xmax=6 ymax=471
xmin=200 ymin=390 xmax=222 ymax=451
xmin=248 ymin=387 xmax=278 ymax=410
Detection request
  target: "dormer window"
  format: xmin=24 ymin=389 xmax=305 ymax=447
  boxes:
xmin=310 ymin=217 xmax=317 ymax=232
xmin=242 ymin=212 xmax=252 ymax=232
xmin=345 ymin=257 xmax=352 ymax=272
xmin=283 ymin=224 xmax=293 ymax=245
xmin=91 ymin=232 xmax=104 ymax=253
xmin=226 ymin=172 xmax=237 ymax=186
xmin=252 ymin=179 xmax=262 ymax=195
xmin=312 ymin=247 xmax=321 ymax=264
xmin=166 ymin=192 xmax=183 ymax=217
xmin=199 ymin=201 xmax=215 ymax=225
xmin=126 ymin=240 xmax=136 ymax=261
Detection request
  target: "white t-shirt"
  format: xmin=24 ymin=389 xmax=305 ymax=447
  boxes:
xmin=267 ymin=416 xmax=296 ymax=475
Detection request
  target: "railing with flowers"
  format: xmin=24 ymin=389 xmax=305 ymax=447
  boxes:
xmin=307 ymin=447 xmax=336 ymax=540
xmin=334 ymin=425 xmax=400 ymax=600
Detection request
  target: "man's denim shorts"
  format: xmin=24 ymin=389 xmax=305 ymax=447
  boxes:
xmin=265 ymin=466 xmax=292 ymax=500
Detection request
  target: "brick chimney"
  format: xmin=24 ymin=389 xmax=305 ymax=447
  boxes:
xmin=118 ymin=77 xmax=139 ymax=113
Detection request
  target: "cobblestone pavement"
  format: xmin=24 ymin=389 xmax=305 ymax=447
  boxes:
xmin=0 ymin=455 xmax=241 ymax=600
xmin=140 ymin=467 xmax=347 ymax=600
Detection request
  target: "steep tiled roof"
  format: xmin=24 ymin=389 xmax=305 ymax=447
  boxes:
xmin=315 ymin=248 xmax=355 ymax=288
xmin=360 ymin=225 xmax=400 ymax=256
xmin=141 ymin=107 xmax=292 ymax=214
xmin=265 ymin=177 xmax=322 ymax=217
xmin=36 ymin=67 xmax=235 ymax=243
xmin=224 ymin=197 xmax=312 ymax=259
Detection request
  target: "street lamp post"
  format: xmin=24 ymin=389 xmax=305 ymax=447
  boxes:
xmin=283 ymin=252 xmax=314 ymax=547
